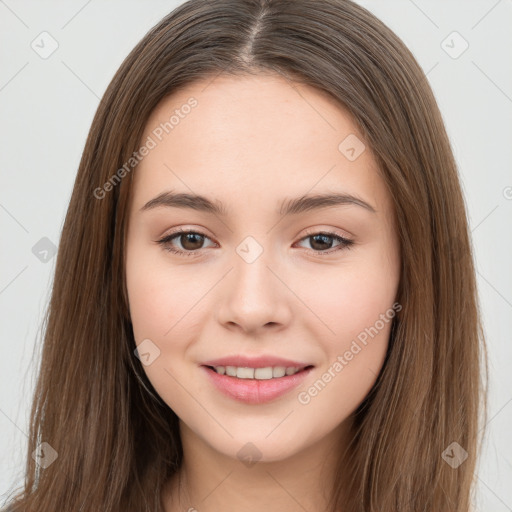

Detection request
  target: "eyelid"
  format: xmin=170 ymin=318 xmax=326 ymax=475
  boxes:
xmin=157 ymin=226 xmax=355 ymax=257
xmin=157 ymin=227 xmax=217 ymax=255
xmin=294 ymin=228 xmax=355 ymax=255
xmin=300 ymin=226 xmax=353 ymax=242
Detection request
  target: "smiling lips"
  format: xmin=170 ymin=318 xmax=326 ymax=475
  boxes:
xmin=201 ymin=355 xmax=314 ymax=404
xmin=211 ymin=365 xmax=305 ymax=379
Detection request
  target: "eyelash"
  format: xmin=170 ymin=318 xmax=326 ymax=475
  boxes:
xmin=156 ymin=228 xmax=354 ymax=257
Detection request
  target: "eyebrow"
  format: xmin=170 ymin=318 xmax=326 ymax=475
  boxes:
xmin=139 ymin=190 xmax=377 ymax=216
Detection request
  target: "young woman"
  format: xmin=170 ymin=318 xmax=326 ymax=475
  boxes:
xmin=3 ymin=0 xmax=487 ymax=511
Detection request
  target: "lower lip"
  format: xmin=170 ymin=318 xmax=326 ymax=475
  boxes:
xmin=201 ymin=365 xmax=313 ymax=405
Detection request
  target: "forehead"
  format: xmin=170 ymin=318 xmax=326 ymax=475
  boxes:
xmin=131 ymin=73 xmax=389 ymax=216
xmin=143 ymin=73 xmax=362 ymax=156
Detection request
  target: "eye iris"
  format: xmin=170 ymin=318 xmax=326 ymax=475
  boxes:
xmin=180 ymin=233 xmax=204 ymax=251
xmin=310 ymin=234 xmax=334 ymax=251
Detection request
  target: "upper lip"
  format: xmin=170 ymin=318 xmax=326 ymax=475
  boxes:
xmin=201 ymin=355 xmax=314 ymax=369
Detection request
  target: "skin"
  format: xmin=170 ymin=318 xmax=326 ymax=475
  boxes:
xmin=124 ymin=73 xmax=401 ymax=512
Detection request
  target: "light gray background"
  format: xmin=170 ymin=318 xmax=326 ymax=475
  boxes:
xmin=1 ymin=1 xmax=511 ymax=510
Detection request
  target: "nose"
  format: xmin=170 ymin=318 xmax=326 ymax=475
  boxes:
xmin=215 ymin=243 xmax=292 ymax=335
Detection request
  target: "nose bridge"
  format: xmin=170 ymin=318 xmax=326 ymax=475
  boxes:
xmin=216 ymin=234 xmax=291 ymax=332
xmin=231 ymin=234 xmax=277 ymax=302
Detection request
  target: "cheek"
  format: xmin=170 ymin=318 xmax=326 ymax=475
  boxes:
xmin=295 ymin=282 xmax=395 ymax=430
xmin=298 ymin=254 xmax=398 ymax=345
xmin=125 ymin=248 xmax=202 ymax=410
xmin=125 ymin=241 xmax=199 ymax=341
xmin=295 ymin=246 xmax=398 ymax=408
xmin=125 ymin=243 xmax=215 ymax=373
xmin=126 ymin=264 xmax=172 ymax=341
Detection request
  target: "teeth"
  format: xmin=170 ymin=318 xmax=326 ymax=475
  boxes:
xmin=272 ymin=366 xmax=286 ymax=378
xmin=213 ymin=365 xmax=303 ymax=379
xmin=254 ymin=367 xmax=272 ymax=380
xmin=237 ymin=367 xmax=254 ymax=379
xmin=225 ymin=366 xmax=237 ymax=377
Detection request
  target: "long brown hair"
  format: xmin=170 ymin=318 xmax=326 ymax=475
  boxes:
xmin=4 ymin=0 xmax=487 ymax=510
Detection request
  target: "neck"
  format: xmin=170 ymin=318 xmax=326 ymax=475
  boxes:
xmin=162 ymin=418 xmax=354 ymax=512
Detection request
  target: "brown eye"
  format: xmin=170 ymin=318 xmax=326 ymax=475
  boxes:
xmin=309 ymin=234 xmax=336 ymax=251
xmin=157 ymin=229 xmax=216 ymax=256
xmin=296 ymin=231 xmax=354 ymax=255
xmin=178 ymin=232 xmax=206 ymax=251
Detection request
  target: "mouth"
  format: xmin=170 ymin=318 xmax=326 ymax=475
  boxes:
xmin=201 ymin=364 xmax=315 ymax=404
xmin=204 ymin=364 xmax=314 ymax=380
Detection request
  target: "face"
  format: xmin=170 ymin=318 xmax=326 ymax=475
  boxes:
xmin=124 ymin=73 xmax=400 ymax=462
